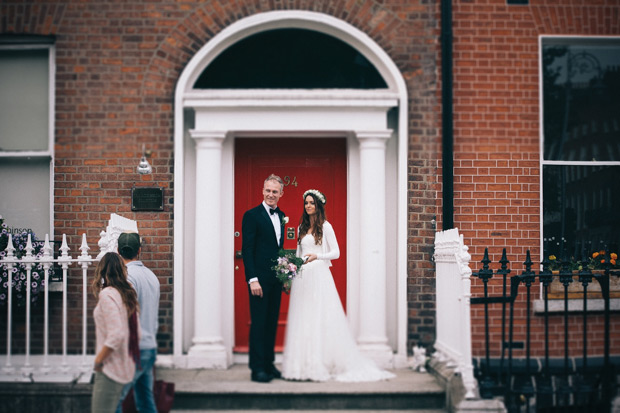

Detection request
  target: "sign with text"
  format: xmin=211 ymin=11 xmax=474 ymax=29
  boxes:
xmin=131 ymin=187 xmax=164 ymax=212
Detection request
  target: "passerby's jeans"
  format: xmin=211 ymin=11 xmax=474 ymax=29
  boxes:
xmin=116 ymin=348 xmax=157 ymax=413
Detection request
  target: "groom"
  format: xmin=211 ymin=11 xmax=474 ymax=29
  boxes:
xmin=241 ymin=174 xmax=285 ymax=383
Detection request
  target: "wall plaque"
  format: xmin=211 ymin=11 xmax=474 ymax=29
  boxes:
xmin=131 ymin=187 xmax=164 ymax=211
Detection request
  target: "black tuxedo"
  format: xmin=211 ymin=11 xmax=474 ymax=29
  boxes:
xmin=241 ymin=204 xmax=285 ymax=374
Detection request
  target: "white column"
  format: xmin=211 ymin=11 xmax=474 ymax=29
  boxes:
xmin=355 ymin=130 xmax=394 ymax=367
xmin=187 ymin=130 xmax=228 ymax=368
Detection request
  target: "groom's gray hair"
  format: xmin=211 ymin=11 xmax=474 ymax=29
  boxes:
xmin=264 ymin=174 xmax=284 ymax=192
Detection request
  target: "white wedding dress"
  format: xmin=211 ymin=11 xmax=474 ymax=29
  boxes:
xmin=281 ymin=221 xmax=395 ymax=382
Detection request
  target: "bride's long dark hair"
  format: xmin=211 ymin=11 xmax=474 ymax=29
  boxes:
xmin=298 ymin=192 xmax=326 ymax=245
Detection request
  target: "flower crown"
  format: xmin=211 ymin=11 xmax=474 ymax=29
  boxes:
xmin=303 ymin=189 xmax=326 ymax=205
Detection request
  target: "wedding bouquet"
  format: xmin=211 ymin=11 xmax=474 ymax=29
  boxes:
xmin=272 ymin=249 xmax=305 ymax=294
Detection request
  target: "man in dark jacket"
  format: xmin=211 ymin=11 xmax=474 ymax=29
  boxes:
xmin=242 ymin=174 xmax=285 ymax=383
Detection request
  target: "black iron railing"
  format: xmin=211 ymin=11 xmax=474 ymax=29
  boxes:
xmin=471 ymin=248 xmax=619 ymax=412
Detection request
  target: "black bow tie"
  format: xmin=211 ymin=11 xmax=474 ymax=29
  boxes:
xmin=269 ymin=208 xmax=278 ymax=215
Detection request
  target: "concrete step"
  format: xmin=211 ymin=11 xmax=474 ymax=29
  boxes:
xmin=173 ymin=410 xmax=448 ymax=413
xmin=160 ymin=364 xmax=446 ymax=411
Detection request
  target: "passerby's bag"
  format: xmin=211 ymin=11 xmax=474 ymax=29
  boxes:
xmin=122 ymin=368 xmax=175 ymax=413
xmin=154 ymin=378 xmax=175 ymax=413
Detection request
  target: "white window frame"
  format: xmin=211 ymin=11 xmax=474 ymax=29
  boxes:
xmin=538 ymin=35 xmax=620 ymax=310
xmin=0 ymin=41 xmax=55 ymax=239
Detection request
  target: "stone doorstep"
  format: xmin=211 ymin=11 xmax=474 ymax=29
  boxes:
xmin=158 ymin=364 xmax=444 ymax=394
xmin=161 ymin=365 xmax=446 ymax=411
xmin=0 ymin=365 xmax=447 ymax=413
xmin=172 ymin=411 xmax=448 ymax=413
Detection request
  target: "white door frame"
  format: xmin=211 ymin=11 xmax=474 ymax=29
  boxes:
xmin=171 ymin=10 xmax=409 ymax=369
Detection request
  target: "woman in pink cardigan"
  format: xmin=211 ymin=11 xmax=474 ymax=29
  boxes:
xmin=91 ymin=252 xmax=140 ymax=413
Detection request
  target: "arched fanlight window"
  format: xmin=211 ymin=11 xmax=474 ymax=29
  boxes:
xmin=194 ymin=28 xmax=387 ymax=89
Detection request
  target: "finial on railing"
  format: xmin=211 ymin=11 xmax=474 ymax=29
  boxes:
xmin=25 ymin=234 xmax=34 ymax=258
xmin=79 ymin=234 xmax=92 ymax=270
xmin=578 ymin=253 xmax=593 ymax=287
xmin=43 ymin=234 xmax=53 ymax=259
xmin=539 ymin=254 xmax=553 ymax=287
xmin=523 ymin=250 xmax=532 ymax=269
xmin=23 ymin=234 xmax=34 ymax=273
xmin=6 ymin=234 xmax=15 ymax=258
xmin=80 ymin=234 xmax=90 ymax=258
xmin=481 ymin=248 xmax=491 ymax=269
xmin=60 ymin=234 xmax=70 ymax=258
xmin=41 ymin=234 xmax=53 ymax=272
xmin=498 ymin=248 xmax=510 ymax=276
xmin=558 ymin=254 xmax=574 ymax=287
xmin=476 ymin=248 xmax=494 ymax=282
xmin=521 ymin=250 xmax=536 ymax=287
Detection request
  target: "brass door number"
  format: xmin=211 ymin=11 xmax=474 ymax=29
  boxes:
xmin=286 ymin=227 xmax=296 ymax=240
xmin=283 ymin=176 xmax=298 ymax=187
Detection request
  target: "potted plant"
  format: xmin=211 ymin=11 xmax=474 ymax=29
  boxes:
xmin=545 ymin=250 xmax=620 ymax=299
xmin=587 ymin=250 xmax=618 ymax=271
xmin=0 ymin=215 xmax=53 ymax=307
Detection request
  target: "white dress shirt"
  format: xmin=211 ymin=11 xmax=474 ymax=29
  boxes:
xmin=248 ymin=202 xmax=281 ymax=285
xmin=263 ymin=201 xmax=282 ymax=245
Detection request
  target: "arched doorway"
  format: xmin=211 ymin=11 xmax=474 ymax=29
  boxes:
xmin=173 ymin=10 xmax=409 ymax=369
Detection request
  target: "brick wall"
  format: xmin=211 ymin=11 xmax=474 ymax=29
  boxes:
xmin=4 ymin=0 xmax=614 ymax=360
xmin=449 ymin=0 xmax=620 ymax=357
xmin=0 ymin=0 xmax=440 ymax=356
xmin=400 ymin=0 xmax=442 ymax=351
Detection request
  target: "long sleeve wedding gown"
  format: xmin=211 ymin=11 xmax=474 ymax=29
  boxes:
xmin=281 ymin=221 xmax=395 ymax=382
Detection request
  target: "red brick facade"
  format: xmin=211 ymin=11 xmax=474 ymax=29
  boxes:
xmin=1 ymin=0 xmax=618 ymax=357
xmin=450 ymin=0 xmax=620 ymax=357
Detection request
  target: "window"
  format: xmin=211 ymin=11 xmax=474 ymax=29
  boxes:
xmin=0 ymin=36 xmax=55 ymax=238
xmin=194 ymin=28 xmax=387 ymax=89
xmin=541 ymin=37 xmax=620 ymax=261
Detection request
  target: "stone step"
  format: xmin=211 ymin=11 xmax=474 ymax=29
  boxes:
xmin=173 ymin=410 xmax=448 ymax=413
xmin=160 ymin=364 xmax=446 ymax=411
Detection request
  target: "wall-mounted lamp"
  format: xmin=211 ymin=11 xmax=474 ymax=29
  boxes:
xmin=137 ymin=144 xmax=152 ymax=175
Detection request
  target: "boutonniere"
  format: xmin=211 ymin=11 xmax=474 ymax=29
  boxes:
xmin=282 ymin=216 xmax=289 ymax=225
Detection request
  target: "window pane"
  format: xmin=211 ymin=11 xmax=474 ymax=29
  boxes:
xmin=0 ymin=158 xmax=51 ymax=237
xmin=543 ymin=165 xmax=620 ymax=259
xmin=194 ymin=29 xmax=387 ymax=89
xmin=0 ymin=49 xmax=49 ymax=151
xmin=542 ymin=39 xmax=620 ymax=161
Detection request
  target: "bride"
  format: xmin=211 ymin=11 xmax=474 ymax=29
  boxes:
xmin=281 ymin=189 xmax=395 ymax=382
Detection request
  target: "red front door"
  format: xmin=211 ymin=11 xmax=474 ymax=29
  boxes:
xmin=234 ymin=138 xmax=347 ymax=352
